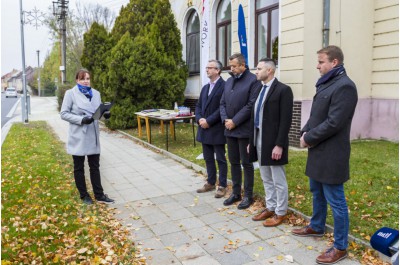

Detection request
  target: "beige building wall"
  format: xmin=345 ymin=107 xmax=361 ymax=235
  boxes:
xmin=371 ymin=0 xmax=399 ymax=98
xmin=169 ymin=0 xmax=399 ymax=142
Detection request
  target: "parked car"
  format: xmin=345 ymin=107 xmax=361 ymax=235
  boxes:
xmin=5 ymin=87 xmax=18 ymax=98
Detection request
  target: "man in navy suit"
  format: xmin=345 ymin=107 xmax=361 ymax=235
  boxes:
xmin=196 ymin=60 xmax=228 ymax=198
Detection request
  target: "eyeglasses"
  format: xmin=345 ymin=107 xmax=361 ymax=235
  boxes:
xmin=205 ymin=67 xmax=218 ymax=70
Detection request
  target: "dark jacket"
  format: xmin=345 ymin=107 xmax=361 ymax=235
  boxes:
xmin=220 ymin=69 xmax=262 ymax=138
xmin=195 ymin=78 xmax=226 ymax=145
xmin=302 ymin=73 xmax=358 ymax=184
xmin=249 ymin=79 xmax=293 ymax=165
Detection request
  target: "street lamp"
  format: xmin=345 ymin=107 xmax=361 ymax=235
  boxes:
xmin=19 ymin=0 xmax=28 ymax=123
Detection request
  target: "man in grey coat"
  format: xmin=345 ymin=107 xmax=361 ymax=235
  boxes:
xmin=291 ymin=46 xmax=358 ymax=265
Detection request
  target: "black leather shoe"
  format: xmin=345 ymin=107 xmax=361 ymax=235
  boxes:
xmin=223 ymin=194 xmax=241 ymax=206
xmin=237 ymin=197 xmax=253 ymax=209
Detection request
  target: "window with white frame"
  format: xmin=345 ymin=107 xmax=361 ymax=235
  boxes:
xmin=216 ymin=0 xmax=231 ymax=68
xmin=186 ymin=10 xmax=200 ymax=74
xmin=256 ymin=0 xmax=279 ymax=64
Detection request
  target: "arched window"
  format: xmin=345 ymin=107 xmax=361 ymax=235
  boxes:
xmin=216 ymin=0 xmax=231 ymax=68
xmin=186 ymin=10 xmax=200 ymax=74
xmin=256 ymin=0 xmax=279 ymax=63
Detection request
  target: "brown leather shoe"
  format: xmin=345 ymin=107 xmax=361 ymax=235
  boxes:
xmin=262 ymin=214 xmax=286 ymax=227
xmin=316 ymin=247 xmax=347 ymax=264
xmin=196 ymin=183 xmax=215 ymax=193
xmin=291 ymin=225 xmax=324 ymax=237
xmin=214 ymin=187 xmax=226 ymax=198
xmin=252 ymin=209 xmax=274 ymax=221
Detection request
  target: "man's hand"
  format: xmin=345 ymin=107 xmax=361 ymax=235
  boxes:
xmin=300 ymin=133 xmax=310 ymax=148
xmin=272 ymin=146 xmax=283 ymax=160
xmin=224 ymin=119 xmax=236 ymax=130
xmin=199 ymin=118 xmax=209 ymax=129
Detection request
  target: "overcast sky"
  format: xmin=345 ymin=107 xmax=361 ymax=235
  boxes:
xmin=1 ymin=0 xmax=129 ymax=76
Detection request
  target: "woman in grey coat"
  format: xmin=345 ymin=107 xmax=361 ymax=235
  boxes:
xmin=60 ymin=69 xmax=114 ymax=205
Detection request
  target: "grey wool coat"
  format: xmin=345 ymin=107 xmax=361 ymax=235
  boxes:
xmin=302 ymin=73 xmax=358 ymax=184
xmin=60 ymin=86 xmax=101 ymax=156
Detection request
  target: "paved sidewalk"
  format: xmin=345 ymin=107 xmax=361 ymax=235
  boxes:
xmin=2 ymin=96 xmax=362 ymax=265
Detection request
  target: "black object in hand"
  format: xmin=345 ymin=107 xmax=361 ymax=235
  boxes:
xmin=82 ymin=117 xmax=94 ymax=124
xmin=103 ymin=111 xmax=111 ymax=119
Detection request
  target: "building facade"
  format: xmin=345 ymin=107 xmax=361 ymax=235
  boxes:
xmin=170 ymin=0 xmax=399 ymax=144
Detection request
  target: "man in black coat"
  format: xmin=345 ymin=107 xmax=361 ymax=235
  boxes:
xmin=220 ymin=53 xmax=262 ymax=209
xmin=291 ymin=45 xmax=358 ymax=265
xmin=248 ymin=58 xmax=293 ymax=227
xmin=196 ymin=60 xmax=227 ymax=198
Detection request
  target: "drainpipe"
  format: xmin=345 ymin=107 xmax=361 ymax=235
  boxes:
xmin=323 ymin=0 xmax=330 ymax=47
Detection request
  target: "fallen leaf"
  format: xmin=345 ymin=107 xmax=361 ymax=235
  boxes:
xmin=285 ymin=255 xmax=294 ymax=263
xmin=77 ymin=248 xmax=87 ymax=254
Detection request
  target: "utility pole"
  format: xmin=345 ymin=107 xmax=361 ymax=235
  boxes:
xmin=36 ymin=50 xmax=41 ymax=97
xmin=19 ymin=0 xmax=28 ymax=123
xmin=53 ymin=0 xmax=69 ymax=84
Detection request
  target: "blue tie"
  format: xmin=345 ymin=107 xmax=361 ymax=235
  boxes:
xmin=255 ymin=85 xmax=267 ymax=128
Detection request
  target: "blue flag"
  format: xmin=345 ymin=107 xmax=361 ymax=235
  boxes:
xmin=238 ymin=4 xmax=248 ymax=65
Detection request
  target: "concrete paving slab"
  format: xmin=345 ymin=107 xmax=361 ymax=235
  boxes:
xmin=181 ymin=254 xmax=221 ymax=265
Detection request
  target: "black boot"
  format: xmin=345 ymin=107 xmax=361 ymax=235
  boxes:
xmin=223 ymin=194 xmax=241 ymax=206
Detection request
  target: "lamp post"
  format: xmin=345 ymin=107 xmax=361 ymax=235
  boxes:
xmin=36 ymin=50 xmax=41 ymax=97
xmin=19 ymin=0 xmax=28 ymax=123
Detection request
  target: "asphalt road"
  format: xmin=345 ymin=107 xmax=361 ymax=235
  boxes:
xmin=1 ymin=93 xmax=20 ymax=128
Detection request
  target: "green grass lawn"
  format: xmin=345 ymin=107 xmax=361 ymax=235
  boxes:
xmin=124 ymin=122 xmax=399 ymax=242
xmin=1 ymin=122 xmax=145 ymax=264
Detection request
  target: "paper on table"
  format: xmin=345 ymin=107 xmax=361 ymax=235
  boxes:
xmin=93 ymin=102 xmax=114 ymax=120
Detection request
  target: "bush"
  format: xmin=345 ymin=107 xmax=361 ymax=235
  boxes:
xmin=56 ymin=84 xmax=72 ymax=111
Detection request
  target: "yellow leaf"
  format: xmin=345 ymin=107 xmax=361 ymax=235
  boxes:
xmin=307 ymin=246 xmax=313 ymax=250
xmin=53 ymin=255 xmax=60 ymax=263
xmin=365 ymin=235 xmax=371 ymax=241
xmin=386 ymin=186 xmax=393 ymax=190
xmin=277 ymin=255 xmax=284 ymax=260
xmin=258 ymin=246 xmax=264 ymax=251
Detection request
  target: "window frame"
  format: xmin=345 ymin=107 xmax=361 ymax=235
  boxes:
xmin=216 ymin=0 xmax=231 ymax=70
xmin=186 ymin=10 xmax=200 ymax=75
xmin=255 ymin=1 xmax=279 ymax=64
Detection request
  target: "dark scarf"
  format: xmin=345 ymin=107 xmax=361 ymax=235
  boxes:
xmin=77 ymin=83 xmax=93 ymax=101
xmin=316 ymin=64 xmax=346 ymax=91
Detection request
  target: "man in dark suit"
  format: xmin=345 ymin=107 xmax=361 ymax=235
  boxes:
xmin=248 ymin=58 xmax=293 ymax=227
xmin=291 ymin=45 xmax=358 ymax=265
xmin=220 ymin=53 xmax=262 ymax=209
xmin=196 ymin=60 xmax=228 ymax=198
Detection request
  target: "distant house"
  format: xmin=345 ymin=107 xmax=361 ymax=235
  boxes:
xmin=6 ymin=66 xmax=35 ymax=93
xmin=1 ymin=69 xmax=19 ymax=91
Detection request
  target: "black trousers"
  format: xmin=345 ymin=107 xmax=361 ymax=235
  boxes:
xmin=202 ymin=143 xmax=228 ymax=187
xmin=72 ymin=154 xmax=104 ymax=199
xmin=226 ymin=136 xmax=254 ymax=198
